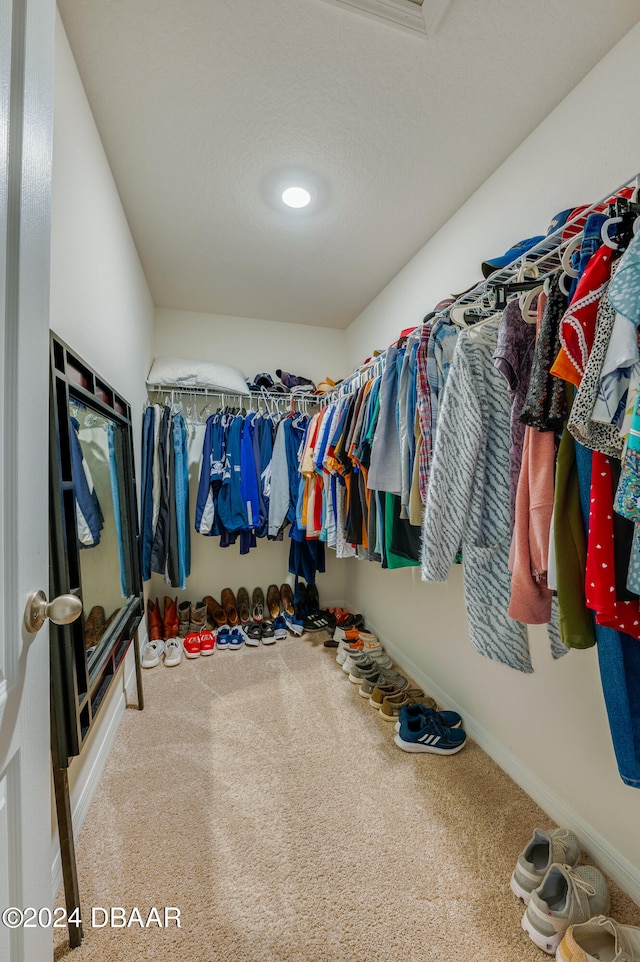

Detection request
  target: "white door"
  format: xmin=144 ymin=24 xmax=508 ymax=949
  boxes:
xmin=0 ymin=0 xmax=56 ymax=959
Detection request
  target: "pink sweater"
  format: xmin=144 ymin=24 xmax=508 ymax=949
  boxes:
xmin=508 ymin=425 xmax=556 ymax=624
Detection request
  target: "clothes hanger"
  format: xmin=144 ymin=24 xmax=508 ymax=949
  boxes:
xmin=449 ymin=294 xmax=491 ymax=327
xmin=467 ymin=311 xmax=502 ymax=342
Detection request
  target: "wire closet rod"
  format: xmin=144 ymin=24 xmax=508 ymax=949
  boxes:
xmin=322 ymin=171 xmax=640 ymax=403
xmin=146 ymin=383 xmax=320 ymax=403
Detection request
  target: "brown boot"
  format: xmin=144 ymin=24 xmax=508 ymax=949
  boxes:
xmin=84 ymin=605 xmax=106 ymax=649
xmin=164 ymin=596 xmax=179 ymax=639
xmin=189 ymin=600 xmax=207 ymax=634
xmin=147 ymin=598 xmax=163 ymax=641
xmin=178 ymin=600 xmax=191 ymax=637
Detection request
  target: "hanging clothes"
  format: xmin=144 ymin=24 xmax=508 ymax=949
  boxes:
xmin=421 ymin=325 xmax=534 ymax=673
xmin=70 ymin=415 xmax=104 ymax=548
xmin=140 ymin=404 xmax=191 ymax=589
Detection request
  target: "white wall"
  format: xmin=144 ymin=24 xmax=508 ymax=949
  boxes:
xmin=151 ymin=307 xmax=350 ymax=613
xmin=344 ymin=22 xmax=640 ymax=899
xmin=49 ymin=12 xmax=154 ymax=890
xmin=154 ymin=307 xmax=348 ymax=387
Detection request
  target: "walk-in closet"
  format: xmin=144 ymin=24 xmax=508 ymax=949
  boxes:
xmin=3 ymin=2 xmax=640 ymax=960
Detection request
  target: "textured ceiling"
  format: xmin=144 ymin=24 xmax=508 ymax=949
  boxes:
xmin=58 ymin=0 xmax=640 ymax=329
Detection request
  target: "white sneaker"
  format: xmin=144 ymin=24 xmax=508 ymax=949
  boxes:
xmin=557 ymin=915 xmax=640 ymax=962
xmin=163 ymin=637 xmax=183 ymax=667
xmin=142 ymin=639 xmax=165 ymax=668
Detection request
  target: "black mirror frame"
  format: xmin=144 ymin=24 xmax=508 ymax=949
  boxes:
xmin=49 ymin=332 xmax=144 ymax=767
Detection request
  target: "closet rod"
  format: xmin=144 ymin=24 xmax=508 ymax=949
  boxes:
xmin=146 ymin=383 xmax=320 ymax=403
xmin=323 ymin=171 xmax=640 ymax=402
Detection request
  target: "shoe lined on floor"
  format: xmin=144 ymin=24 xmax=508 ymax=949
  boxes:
xmin=164 ymin=637 xmax=183 ymax=667
xmin=228 ymin=627 xmax=245 ymax=650
xmin=244 ymin=622 xmax=262 ymax=646
xmin=304 ymin=611 xmax=334 ymax=632
xmin=203 ymin=595 xmax=227 ymax=627
xmin=266 ymin=584 xmax=281 ymax=620
xmin=394 ymin=704 xmax=463 ymax=731
xmin=284 ymin=611 xmax=305 ymax=635
xmin=199 ymin=631 xmax=216 ymax=656
xmin=178 ymin=600 xmax=191 ymax=636
xmin=221 ymin=588 xmax=239 ymax=626
xmin=183 ymin=632 xmax=202 ymax=659
xmin=280 ymin=583 xmax=295 ymax=616
xmin=306 ymin=583 xmax=320 ymax=612
xmin=142 ymin=638 xmax=165 ymax=668
xmin=369 ymin=683 xmax=406 ymax=710
xmin=511 ymin=828 xmax=581 ymax=905
xmin=522 ymin=863 xmax=610 ymax=955
xmin=394 ymin=709 xmax=467 ymax=754
xmin=557 ymin=914 xmax=640 ymax=962
xmin=359 ymin=668 xmax=408 ymax=697
xmin=252 ymin=586 xmax=265 ymax=622
xmin=273 ymin=616 xmax=288 ymax=640
xmin=380 ymin=689 xmax=437 ymax=721
xmin=236 ymin=587 xmax=251 ymax=625
xmin=163 ymin=595 xmax=179 ymax=640
xmin=216 ymin=626 xmax=231 ymax=650
xmin=261 ymin=621 xmax=276 ymax=645
xmin=147 ymin=597 xmax=164 ymax=641
xmin=189 ymin=600 xmax=207 ymax=635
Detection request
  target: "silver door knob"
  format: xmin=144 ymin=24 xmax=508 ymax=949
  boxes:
xmin=24 ymin=590 xmax=83 ymax=634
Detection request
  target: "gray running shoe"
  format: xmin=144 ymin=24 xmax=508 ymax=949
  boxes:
xmin=510 ymin=828 xmax=581 ymax=904
xmin=522 ymin=863 xmax=610 ymax=955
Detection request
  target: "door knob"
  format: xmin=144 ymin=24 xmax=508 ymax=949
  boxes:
xmin=24 ymin=590 xmax=83 ymax=634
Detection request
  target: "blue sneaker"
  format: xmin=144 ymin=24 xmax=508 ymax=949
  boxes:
xmin=394 ymin=709 xmax=467 ymax=755
xmin=395 ymin=703 xmax=463 ymax=731
xmin=272 ymin=616 xmax=288 ymax=640
xmin=216 ymin=627 xmax=231 ymax=650
xmin=284 ymin=611 xmax=305 ymax=636
xmin=228 ymin=628 xmax=244 ymax=650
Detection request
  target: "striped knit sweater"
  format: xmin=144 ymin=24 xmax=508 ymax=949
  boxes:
xmin=421 ymin=327 xmax=534 ymax=673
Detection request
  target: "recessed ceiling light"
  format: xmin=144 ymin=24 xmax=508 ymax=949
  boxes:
xmin=282 ymin=186 xmax=311 ymax=209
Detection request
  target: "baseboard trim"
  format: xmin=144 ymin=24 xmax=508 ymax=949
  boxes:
xmin=51 ymin=654 xmax=138 ymax=898
xmin=368 ymin=619 xmax=640 ymax=906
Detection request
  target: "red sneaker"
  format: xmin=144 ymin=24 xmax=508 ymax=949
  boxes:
xmin=183 ymin=632 xmax=201 ymax=659
xmin=199 ymin=631 xmax=216 ymax=656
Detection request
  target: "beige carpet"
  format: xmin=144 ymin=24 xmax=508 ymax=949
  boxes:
xmin=54 ymin=633 xmax=640 ymax=962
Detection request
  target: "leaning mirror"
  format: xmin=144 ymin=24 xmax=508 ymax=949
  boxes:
xmin=68 ymin=399 xmax=137 ymax=675
xmin=49 ymin=333 xmax=143 ymax=765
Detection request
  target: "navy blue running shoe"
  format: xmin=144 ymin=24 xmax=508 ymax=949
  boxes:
xmin=394 ymin=709 xmax=467 ymax=754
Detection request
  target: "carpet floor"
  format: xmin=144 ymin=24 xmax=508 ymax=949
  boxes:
xmin=54 ymin=633 xmax=640 ymax=962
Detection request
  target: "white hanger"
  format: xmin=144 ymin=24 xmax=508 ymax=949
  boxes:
xmin=560 ymin=236 xmax=581 ymax=278
xmin=467 ymin=311 xmax=502 ymax=341
xmin=449 ymin=293 xmax=492 ymax=327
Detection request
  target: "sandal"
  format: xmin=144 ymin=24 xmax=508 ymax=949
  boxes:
xmin=261 ymin=621 xmax=276 ymax=645
xmin=280 ymin=583 xmax=295 ymax=616
xmin=244 ymin=622 xmax=262 ymax=647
